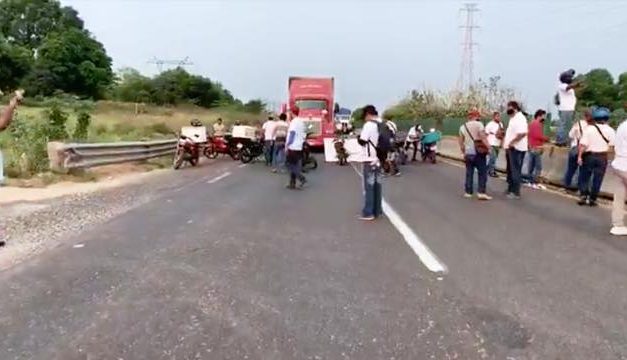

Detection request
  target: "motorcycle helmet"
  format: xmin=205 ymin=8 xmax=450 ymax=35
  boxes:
xmin=190 ymin=119 xmax=202 ymax=127
xmin=559 ymin=69 xmax=576 ymax=84
xmin=429 ymin=128 xmax=436 ymax=133
xmin=591 ymin=107 xmax=611 ymax=122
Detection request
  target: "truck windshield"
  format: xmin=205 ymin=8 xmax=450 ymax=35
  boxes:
xmin=295 ymin=100 xmax=327 ymax=110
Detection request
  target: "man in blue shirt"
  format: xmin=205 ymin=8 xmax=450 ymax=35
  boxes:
xmin=285 ymin=107 xmax=307 ymax=189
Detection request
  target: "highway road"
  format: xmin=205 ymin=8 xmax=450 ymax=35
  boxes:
xmin=1 ymin=157 xmax=627 ymax=359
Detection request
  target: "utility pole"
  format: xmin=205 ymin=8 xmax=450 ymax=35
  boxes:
xmin=147 ymin=56 xmax=194 ymax=73
xmin=457 ymin=3 xmax=479 ymax=92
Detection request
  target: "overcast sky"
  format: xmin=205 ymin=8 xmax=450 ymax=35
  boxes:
xmin=62 ymin=0 xmax=627 ymax=112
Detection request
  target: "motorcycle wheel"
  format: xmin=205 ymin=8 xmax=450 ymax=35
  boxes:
xmin=173 ymin=149 xmax=185 ymax=170
xmin=430 ymin=154 xmax=437 ymax=164
xmin=230 ymin=148 xmax=241 ymax=160
xmin=240 ymin=147 xmax=253 ymax=164
xmin=204 ymin=146 xmax=218 ymax=159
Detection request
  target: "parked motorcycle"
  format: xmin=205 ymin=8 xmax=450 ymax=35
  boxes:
xmin=204 ymin=135 xmax=241 ymax=160
xmin=302 ymin=141 xmax=318 ymax=172
xmin=239 ymin=138 xmax=264 ymax=164
xmin=173 ymin=134 xmax=200 ymax=169
xmin=420 ymin=129 xmax=441 ymax=164
xmin=334 ymin=137 xmax=348 ymax=166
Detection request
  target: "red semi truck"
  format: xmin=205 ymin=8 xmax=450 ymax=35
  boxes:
xmin=287 ymin=77 xmax=335 ymax=148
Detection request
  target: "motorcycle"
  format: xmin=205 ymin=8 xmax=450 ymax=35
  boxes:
xmin=334 ymin=137 xmax=348 ymax=166
xmin=302 ymin=141 xmax=318 ymax=172
xmin=421 ymin=141 xmax=437 ymax=164
xmin=173 ymin=134 xmax=200 ymax=169
xmin=239 ymin=138 xmax=265 ymax=164
xmin=204 ymin=135 xmax=241 ymax=160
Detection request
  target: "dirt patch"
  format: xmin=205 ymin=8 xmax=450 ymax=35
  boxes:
xmin=0 ymin=165 xmax=168 ymax=205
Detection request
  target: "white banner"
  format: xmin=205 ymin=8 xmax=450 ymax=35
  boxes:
xmin=323 ymin=138 xmax=365 ymax=163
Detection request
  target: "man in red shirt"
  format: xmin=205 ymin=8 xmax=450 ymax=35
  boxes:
xmin=525 ymin=109 xmax=549 ymax=189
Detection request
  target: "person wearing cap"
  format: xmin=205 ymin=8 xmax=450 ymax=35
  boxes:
xmin=285 ymin=107 xmax=307 ymax=189
xmin=356 ymin=105 xmax=382 ymax=220
xmin=577 ymin=107 xmax=615 ymax=207
xmin=272 ymin=113 xmax=289 ymax=173
xmin=405 ymin=122 xmax=423 ymax=162
xmin=262 ymin=115 xmax=277 ymax=166
xmin=459 ymin=109 xmax=492 ymax=200
xmin=555 ymin=69 xmax=582 ymax=146
xmin=524 ymin=109 xmax=549 ymax=189
xmin=503 ymin=101 xmax=528 ymax=199
xmin=610 ymin=115 xmax=627 ymax=235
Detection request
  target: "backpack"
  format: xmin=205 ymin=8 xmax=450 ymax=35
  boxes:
xmin=554 ymin=92 xmax=560 ymax=106
xmin=369 ymin=120 xmax=394 ymax=162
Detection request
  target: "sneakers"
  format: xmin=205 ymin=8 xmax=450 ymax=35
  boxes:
xmin=358 ymin=216 xmax=376 ymax=221
xmin=463 ymin=193 xmax=473 ymax=198
xmin=393 ymin=171 xmax=401 ymax=177
xmin=477 ymin=193 xmax=492 ymax=201
xmin=588 ymin=200 xmax=598 ymax=207
xmin=506 ymin=193 xmax=521 ymax=200
xmin=577 ymin=197 xmax=588 ymax=206
xmin=610 ymin=226 xmax=627 ymax=236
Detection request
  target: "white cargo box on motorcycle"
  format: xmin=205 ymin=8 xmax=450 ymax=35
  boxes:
xmin=231 ymin=125 xmax=257 ymax=140
xmin=181 ymin=126 xmax=207 ymax=143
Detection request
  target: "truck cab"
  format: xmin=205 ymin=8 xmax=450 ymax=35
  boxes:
xmin=288 ymin=77 xmax=335 ymax=148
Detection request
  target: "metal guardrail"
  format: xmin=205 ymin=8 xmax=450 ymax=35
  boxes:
xmin=48 ymin=139 xmax=177 ymax=171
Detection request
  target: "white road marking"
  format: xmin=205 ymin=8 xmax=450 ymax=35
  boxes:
xmin=238 ymin=164 xmax=247 ymax=168
xmin=351 ymin=164 xmax=448 ymax=274
xmin=73 ymin=244 xmax=85 ymax=249
xmin=207 ymin=171 xmax=231 ymax=184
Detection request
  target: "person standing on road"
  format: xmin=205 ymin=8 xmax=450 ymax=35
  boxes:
xmin=405 ymin=123 xmax=423 ymax=162
xmin=285 ymin=108 xmax=307 ymax=189
xmin=262 ymin=115 xmax=277 ymax=166
xmin=555 ymin=69 xmax=582 ymax=146
xmin=383 ymin=119 xmax=401 ymax=176
xmin=610 ymin=117 xmax=627 ymax=235
xmin=525 ymin=109 xmax=549 ymax=189
xmin=577 ymin=107 xmax=615 ymax=207
xmin=272 ymin=113 xmax=289 ymax=173
xmin=503 ymin=101 xmax=528 ymax=199
xmin=563 ymin=110 xmax=593 ymax=192
xmin=213 ymin=118 xmax=226 ymax=137
xmin=485 ymin=112 xmax=504 ymax=177
xmin=459 ymin=109 xmax=492 ymax=200
xmin=357 ymin=105 xmax=382 ymax=220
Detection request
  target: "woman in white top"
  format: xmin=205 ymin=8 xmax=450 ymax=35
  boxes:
xmin=577 ymin=107 xmax=616 ymax=207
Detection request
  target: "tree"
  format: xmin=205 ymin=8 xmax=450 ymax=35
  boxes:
xmin=0 ymin=40 xmax=32 ymax=91
xmin=577 ymin=68 xmax=620 ymax=110
xmin=242 ymin=99 xmax=266 ymax=114
xmin=24 ymin=28 xmax=113 ymax=98
xmin=618 ymin=72 xmax=627 ymax=107
xmin=114 ymin=68 xmax=155 ymax=103
xmin=0 ymin=0 xmax=84 ymax=50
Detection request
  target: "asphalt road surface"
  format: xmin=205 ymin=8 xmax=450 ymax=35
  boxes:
xmin=1 ymin=156 xmax=627 ymax=359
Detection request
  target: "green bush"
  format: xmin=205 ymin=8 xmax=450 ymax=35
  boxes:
xmin=4 ymin=116 xmax=49 ymax=177
xmin=73 ymin=111 xmax=91 ymax=140
xmin=148 ymin=122 xmax=172 ymax=135
xmin=46 ymin=103 xmax=69 ymax=141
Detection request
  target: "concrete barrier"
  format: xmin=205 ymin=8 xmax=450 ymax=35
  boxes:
xmin=437 ymin=137 xmax=618 ymax=198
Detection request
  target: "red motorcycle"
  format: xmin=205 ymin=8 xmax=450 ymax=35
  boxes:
xmin=173 ymin=134 xmax=200 ymax=169
xmin=204 ymin=135 xmax=241 ymax=160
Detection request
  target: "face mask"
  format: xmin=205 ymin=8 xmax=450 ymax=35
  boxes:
xmin=506 ymin=109 xmax=515 ymax=115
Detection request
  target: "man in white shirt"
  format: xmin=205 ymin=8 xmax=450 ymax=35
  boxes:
xmin=271 ymin=113 xmax=289 ymax=173
xmin=577 ymin=107 xmax=615 ymax=207
xmin=212 ymin=118 xmax=226 ymax=137
xmin=563 ymin=111 xmax=592 ymax=191
xmin=262 ymin=116 xmax=277 ymax=166
xmin=356 ymin=105 xmax=382 ymax=220
xmin=285 ymin=108 xmax=307 ymax=189
xmin=485 ymin=111 xmax=504 ymax=177
xmin=405 ymin=123 xmax=423 ymax=162
xmin=611 ymin=116 xmax=627 ymax=235
xmin=555 ymin=69 xmax=582 ymax=146
xmin=503 ymin=101 xmax=528 ymax=199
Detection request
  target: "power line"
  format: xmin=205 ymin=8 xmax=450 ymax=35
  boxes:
xmin=457 ymin=3 xmax=479 ymax=92
xmin=147 ymin=56 xmax=194 ymax=73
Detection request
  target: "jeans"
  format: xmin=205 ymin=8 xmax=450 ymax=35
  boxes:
xmin=579 ymin=153 xmax=608 ymax=202
xmin=286 ymin=150 xmax=305 ymax=186
xmin=612 ymin=167 xmax=627 ymax=226
xmin=362 ymin=163 xmax=382 ymax=218
xmin=556 ymin=110 xmax=574 ymax=146
xmin=563 ymin=146 xmax=580 ymax=189
xmin=526 ymin=149 xmax=543 ymax=184
xmin=506 ymin=149 xmax=526 ymax=196
xmin=264 ymin=140 xmax=274 ymax=165
xmin=488 ymin=146 xmax=500 ymax=175
xmin=464 ymin=153 xmax=487 ymax=194
xmin=273 ymin=142 xmax=285 ymax=169
xmin=405 ymin=141 xmax=419 ymax=161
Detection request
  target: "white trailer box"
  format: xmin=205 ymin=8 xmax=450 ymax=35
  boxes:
xmin=232 ymin=125 xmax=257 ymax=139
xmin=181 ymin=126 xmax=207 ymax=143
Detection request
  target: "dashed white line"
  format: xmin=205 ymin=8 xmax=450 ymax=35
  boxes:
xmin=238 ymin=164 xmax=247 ymax=168
xmin=207 ymin=171 xmax=231 ymax=184
xmin=351 ymin=164 xmax=448 ymax=274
